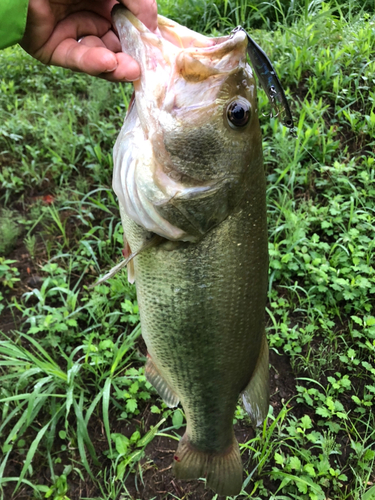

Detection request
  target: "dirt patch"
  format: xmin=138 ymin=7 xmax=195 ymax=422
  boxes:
xmin=0 ymin=318 xmax=296 ymax=500
xmin=269 ymin=349 xmax=296 ymax=411
xmin=0 ymin=232 xmax=39 ymax=334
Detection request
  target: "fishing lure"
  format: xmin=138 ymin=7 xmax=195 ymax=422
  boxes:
xmin=231 ymin=25 xmax=295 ymax=131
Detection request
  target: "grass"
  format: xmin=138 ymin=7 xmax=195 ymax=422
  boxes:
xmin=0 ymin=209 xmax=21 ymax=256
xmin=0 ymin=0 xmax=375 ymax=499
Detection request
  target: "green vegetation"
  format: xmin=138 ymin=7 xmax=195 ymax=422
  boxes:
xmin=0 ymin=209 xmax=21 ymax=256
xmin=0 ymin=0 xmax=374 ymax=499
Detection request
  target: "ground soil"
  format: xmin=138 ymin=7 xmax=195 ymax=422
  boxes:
xmin=1 ymin=348 xmax=295 ymax=500
xmin=2 ymin=219 xmax=365 ymax=500
xmin=1 ymin=215 xmax=354 ymax=500
xmin=0 ymin=230 xmax=299 ymax=500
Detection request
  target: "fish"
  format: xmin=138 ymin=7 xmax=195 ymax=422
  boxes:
xmin=112 ymin=6 xmax=270 ymax=496
xmin=231 ymin=25 xmax=294 ymax=130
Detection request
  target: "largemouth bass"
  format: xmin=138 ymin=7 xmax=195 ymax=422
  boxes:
xmin=112 ymin=7 xmax=269 ymax=496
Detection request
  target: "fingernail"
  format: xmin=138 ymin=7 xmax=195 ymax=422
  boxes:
xmin=122 ymin=76 xmax=140 ymax=82
xmin=104 ymin=64 xmax=118 ymax=73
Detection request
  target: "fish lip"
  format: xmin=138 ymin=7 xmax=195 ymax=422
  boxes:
xmin=112 ymin=5 xmax=247 ymax=57
xmin=112 ymin=5 xmax=149 ymax=34
xmin=183 ymin=31 xmax=247 ymax=58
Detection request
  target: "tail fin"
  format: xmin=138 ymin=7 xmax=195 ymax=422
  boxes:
xmin=173 ymin=433 xmax=243 ymax=496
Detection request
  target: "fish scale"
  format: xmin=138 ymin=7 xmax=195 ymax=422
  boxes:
xmin=120 ymin=185 xmax=268 ymax=456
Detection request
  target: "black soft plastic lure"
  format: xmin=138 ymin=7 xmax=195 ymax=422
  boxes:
xmin=231 ymin=25 xmax=294 ymax=131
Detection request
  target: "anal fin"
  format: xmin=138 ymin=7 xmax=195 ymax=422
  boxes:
xmin=145 ymin=357 xmax=179 ymax=408
xmin=242 ymin=331 xmax=269 ymax=427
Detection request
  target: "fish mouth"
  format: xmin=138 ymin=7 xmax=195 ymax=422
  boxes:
xmin=112 ymin=6 xmax=248 ymax=79
xmin=112 ymin=7 xmax=255 ymax=243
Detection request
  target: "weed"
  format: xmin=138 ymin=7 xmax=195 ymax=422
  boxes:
xmin=24 ymin=234 xmax=37 ymax=261
xmin=0 ymin=258 xmax=20 ymax=291
xmin=0 ymin=210 xmax=21 ymax=256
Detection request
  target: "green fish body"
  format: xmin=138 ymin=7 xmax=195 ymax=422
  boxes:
xmin=112 ymin=7 xmax=269 ymax=496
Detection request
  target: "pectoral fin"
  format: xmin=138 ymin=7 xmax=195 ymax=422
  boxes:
xmin=241 ymin=332 xmax=269 ymax=427
xmin=89 ymin=234 xmax=162 ymax=289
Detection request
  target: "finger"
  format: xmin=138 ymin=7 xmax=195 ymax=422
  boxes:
xmin=77 ymin=35 xmax=107 ymax=48
xmin=101 ymin=30 xmax=122 ymax=53
xmin=52 ymin=39 xmax=140 ymax=79
xmin=99 ymin=51 xmax=141 ymax=82
xmin=71 ymin=32 xmax=120 ymax=54
xmin=37 ymin=12 xmax=111 ymax=64
xmin=119 ymin=0 xmax=158 ymax=32
xmin=75 ymin=37 xmax=140 ymax=81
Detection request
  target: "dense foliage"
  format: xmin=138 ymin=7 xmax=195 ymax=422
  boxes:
xmin=0 ymin=1 xmax=374 ymax=499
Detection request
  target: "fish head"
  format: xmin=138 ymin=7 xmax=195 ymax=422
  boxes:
xmin=113 ymin=7 xmax=263 ymax=241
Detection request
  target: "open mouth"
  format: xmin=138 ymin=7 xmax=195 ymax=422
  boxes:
xmin=112 ymin=6 xmax=247 ymax=66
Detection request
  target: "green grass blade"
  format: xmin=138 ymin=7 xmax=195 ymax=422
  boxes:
xmin=73 ymin=394 xmax=99 ymax=466
xmin=14 ymin=420 xmax=50 ymax=493
xmin=84 ymin=389 xmax=103 ymax=426
xmin=102 ymin=378 xmax=112 ymax=455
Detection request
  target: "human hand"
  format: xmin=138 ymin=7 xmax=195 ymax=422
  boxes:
xmin=20 ymin=0 xmax=158 ymax=82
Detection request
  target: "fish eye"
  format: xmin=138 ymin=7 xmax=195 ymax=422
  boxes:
xmin=226 ymin=98 xmax=251 ymax=129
